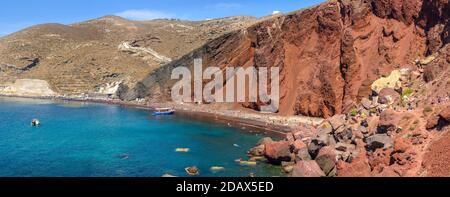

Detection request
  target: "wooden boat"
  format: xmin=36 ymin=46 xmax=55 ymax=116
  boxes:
xmin=152 ymin=108 xmax=175 ymax=116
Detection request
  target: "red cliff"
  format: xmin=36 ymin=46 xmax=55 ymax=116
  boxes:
xmin=124 ymin=0 xmax=449 ymax=118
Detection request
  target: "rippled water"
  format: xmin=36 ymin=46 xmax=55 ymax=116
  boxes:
xmin=0 ymin=97 xmax=282 ymax=177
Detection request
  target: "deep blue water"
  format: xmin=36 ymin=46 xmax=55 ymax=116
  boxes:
xmin=0 ymin=97 xmax=281 ymax=177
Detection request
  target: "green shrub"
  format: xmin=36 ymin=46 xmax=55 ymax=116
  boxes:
xmin=369 ymin=108 xmax=378 ymax=114
xmin=349 ymin=108 xmax=358 ymax=117
xmin=423 ymin=106 xmax=433 ymax=113
xmin=403 ymin=133 xmax=413 ymax=138
xmin=402 ymin=88 xmax=414 ymax=98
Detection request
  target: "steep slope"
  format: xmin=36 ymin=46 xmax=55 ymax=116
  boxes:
xmin=0 ymin=16 xmax=257 ymax=95
xmin=126 ymin=0 xmax=449 ymax=118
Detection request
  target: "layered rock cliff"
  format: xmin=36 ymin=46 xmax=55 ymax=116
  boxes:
xmin=126 ymin=0 xmax=449 ymax=118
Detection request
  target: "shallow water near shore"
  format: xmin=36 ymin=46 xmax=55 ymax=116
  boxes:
xmin=0 ymin=97 xmax=283 ymax=177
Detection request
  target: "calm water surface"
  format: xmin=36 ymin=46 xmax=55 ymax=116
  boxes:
xmin=0 ymin=97 xmax=282 ymax=177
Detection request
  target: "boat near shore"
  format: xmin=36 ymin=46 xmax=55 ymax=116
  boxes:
xmin=152 ymin=107 xmax=175 ymax=116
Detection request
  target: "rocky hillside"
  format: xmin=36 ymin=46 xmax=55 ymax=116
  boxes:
xmin=245 ymin=43 xmax=449 ymax=177
xmin=0 ymin=16 xmax=257 ymax=95
xmin=126 ymin=0 xmax=449 ymax=118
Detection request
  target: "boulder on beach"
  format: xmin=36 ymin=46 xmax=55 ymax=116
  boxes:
xmin=426 ymin=115 xmax=441 ymax=130
xmin=378 ymin=88 xmax=400 ymax=104
xmin=249 ymin=144 xmax=265 ymax=157
xmin=264 ymin=140 xmax=292 ymax=164
xmin=426 ymin=106 xmax=450 ymax=130
xmin=291 ymin=160 xmax=325 ymax=177
xmin=365 ymin=134 xmax=393 ymax=151
xmin=328 ymin=114 xmax=346 ymax=130
xmin=378 ymin=109 xmax=400 ymax=133
xmin=315 ymin=146 xmax=338 ymax=177
xmin=439 ymin=106 xmax=450 ymax=122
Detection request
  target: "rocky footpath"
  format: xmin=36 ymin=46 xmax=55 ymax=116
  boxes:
xmin=248 ymin=50 xmax=450 ymax=176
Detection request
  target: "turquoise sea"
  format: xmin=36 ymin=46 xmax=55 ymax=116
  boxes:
xmin=0 ymin=97 xmax=281 ymax=177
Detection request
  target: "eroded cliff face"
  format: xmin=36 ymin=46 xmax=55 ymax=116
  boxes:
xmin=127 ymin=0 xmax=449 ymax=118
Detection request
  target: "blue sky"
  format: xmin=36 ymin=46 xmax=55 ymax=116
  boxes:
xmin=0 ymin=0 xmax=325 ymax=36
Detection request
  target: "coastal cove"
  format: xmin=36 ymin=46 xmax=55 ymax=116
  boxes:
xmin=0 ymin=96 xmax=284 ymax=177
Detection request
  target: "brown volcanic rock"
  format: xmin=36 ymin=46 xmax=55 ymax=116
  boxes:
xmin=263 ymin=140 xmax=292 ymax=164
xmin=130 ymin=0 xmax=448 ymax=118
xmin=440 ymin=106 xmax=450 ymax=121
xmin=336 ymin=140 xmax=372 ymax=177
xmin=426 ymin=105 xmax=450 ymax=129
xmin=378 ymin=88 xmax=400 ymax=104
xmin=426 ymin=115 xmax=441 ymax=130
xmin=291 ymin=160 xmax=325 ymax=177
xmin=378 ymin=109 xmax=401 ymax=133
xmin=422 ymin=126 xmax=450 ymax=176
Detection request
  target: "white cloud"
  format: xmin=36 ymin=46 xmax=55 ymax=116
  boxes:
xmin=272 ymin=11 xmax=281 ymax=15
xmin=115 ymin=9 xmax=175 ymax=20
xmin=211 ymin=3 xmax=242 ymax=9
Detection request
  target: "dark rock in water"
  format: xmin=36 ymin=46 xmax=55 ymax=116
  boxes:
xmin=264 ymin=140 xmax=292 ymax=164
xmin=365 ymin=134 xmax=393 ymax=151
xmin=185 ymin=166 xmax=200 ymax=176
xmin=291 ymin=160 xmax=325 ymax=177
xmin=117 ymin=154 xmax=129 ymax=160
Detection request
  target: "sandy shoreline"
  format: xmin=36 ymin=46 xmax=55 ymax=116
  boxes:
xmin=0 ymin=94 xmax=324 ymax=136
